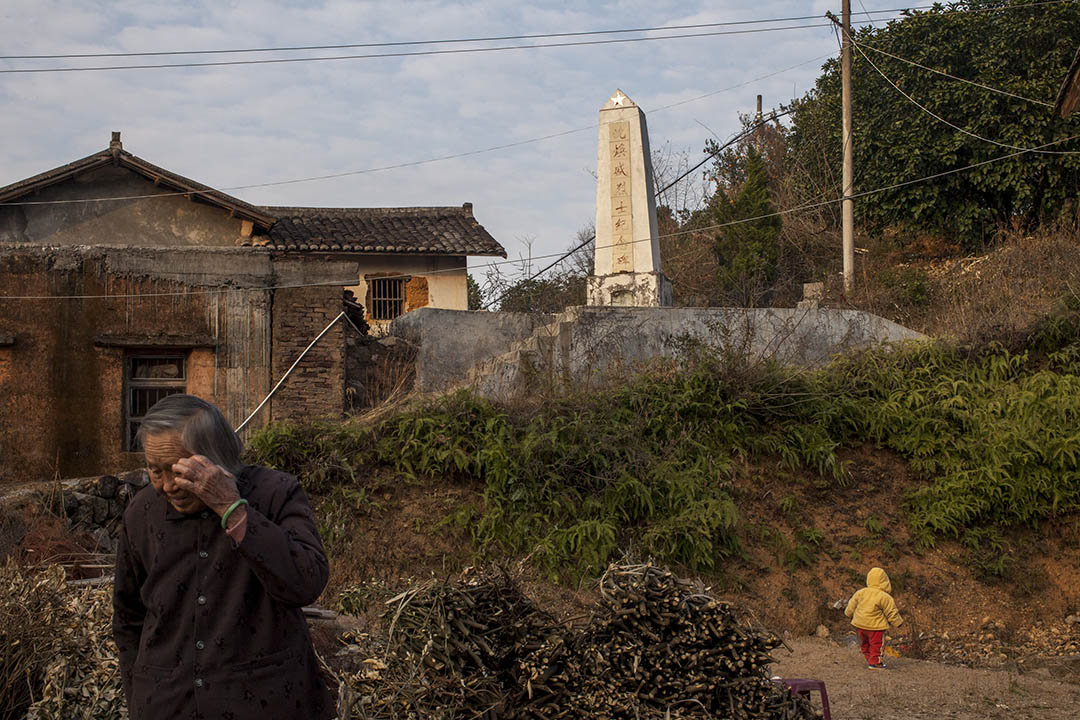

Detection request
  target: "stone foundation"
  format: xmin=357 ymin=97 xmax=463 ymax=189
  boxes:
xmin=586 ymin=271 xmax=673 ymax=307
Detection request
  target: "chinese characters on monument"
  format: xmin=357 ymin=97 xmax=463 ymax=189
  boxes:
xmin=609 ymin=121 xmax=633 ymax=272
xmin=587 ymin=89 xmax=673 ymax=306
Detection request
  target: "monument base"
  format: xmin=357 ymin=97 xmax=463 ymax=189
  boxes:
xmin=587 ymin=271 xmax=673 ymax=307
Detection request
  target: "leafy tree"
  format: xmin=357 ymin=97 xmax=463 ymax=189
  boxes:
xmin=785 ymin=0 xmax=1080 ymax=247
xmin=467 ymin=273 xmax=483 ymax=310
xmin=495 ymin=275 xmax=585 ymax=313
xmin=712 ymin=146 xmax=782 ymax=306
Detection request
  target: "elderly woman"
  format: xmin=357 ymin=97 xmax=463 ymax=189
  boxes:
xmin=113 ymin=394 xmax=334 ymax=719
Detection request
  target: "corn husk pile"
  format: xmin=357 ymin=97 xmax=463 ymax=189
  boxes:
xmin=0 ymin=562 xmax=126 ymax=720
xmin=334 ymin=564 xmax=818 ymax=720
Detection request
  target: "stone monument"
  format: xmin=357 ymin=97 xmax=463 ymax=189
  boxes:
xmin=586 ymin=89 xmax=673 ymax=307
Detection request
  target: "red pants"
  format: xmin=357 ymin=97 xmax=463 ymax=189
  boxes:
xmin=858 ymin=628 xmax=884 ymax=665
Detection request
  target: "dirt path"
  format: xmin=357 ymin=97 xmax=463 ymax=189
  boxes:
xmin=770 ymin=638 xmax=1080 ymax=720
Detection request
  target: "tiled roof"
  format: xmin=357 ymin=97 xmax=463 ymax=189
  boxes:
xmin=0 ymin=134 xmax=506 ymax=258
xmin=0 ymin=141 xmax=276 ymax=229
xmin=256 ymin=204 xmax=506 ymax=257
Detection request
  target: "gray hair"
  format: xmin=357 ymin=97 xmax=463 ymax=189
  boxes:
xmin=137 ymin=394 xmax=244 ymax=473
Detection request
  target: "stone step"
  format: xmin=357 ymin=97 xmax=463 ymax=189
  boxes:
xmin=463 ymin=308 xmax=582 ymax=397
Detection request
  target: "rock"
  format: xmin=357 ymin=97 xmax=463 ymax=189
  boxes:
xmin=68 ymin=492 xmax=96 ymax=526
xmin=815 ymin=624 xmax=831 ymax=639
xmin=107 ymin=499 xmax=124 ymax=520
xmin=64 ymin=491 xmax=80 ymax=518
xmin=91 ymin=527 xmax=114 ymax=553
xmin=118 ymin=469 xmax=149 ymax=488
xmin=89 ymin=494 xmax=111 ymax=524
xmin=1066 ymin=614 xmax=1080 ymax=626
xmin=96 ymin=475 xmax=119 ymax=500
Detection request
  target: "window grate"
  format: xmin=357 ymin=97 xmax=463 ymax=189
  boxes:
xmin=125 ymin=354 xmax=186 ymax=451
xmin=369 ymin=277 xmax=407 ymax=320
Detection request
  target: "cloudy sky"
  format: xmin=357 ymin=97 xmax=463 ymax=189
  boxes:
xmin=0 ymin=0 xmax=884 ymax=281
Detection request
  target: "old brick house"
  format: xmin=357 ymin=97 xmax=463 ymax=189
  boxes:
xmin=0 ymin=133 xmax=505 ymax=483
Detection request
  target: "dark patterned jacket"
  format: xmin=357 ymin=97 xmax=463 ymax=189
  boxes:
xmin=113 ymin=466 xmax=334 ymax=720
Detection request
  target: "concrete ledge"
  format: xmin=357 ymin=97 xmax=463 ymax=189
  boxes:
xmin=94 ymin=333 xmax=218 ymax=348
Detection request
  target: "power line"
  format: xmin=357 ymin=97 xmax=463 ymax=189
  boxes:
xmin=0 ymin=55 xmax=831 ymax=207
xmin=855 ymin=41 xmax=1055 ymax=107
xmin=655 ymin=108 xmax=794 ymax=199
xmin=664 ymin=133 xmax=1080 ymax=243
xmin=484 ymin=109 xmax=802 ymax=311
xmin=0 ymin=23 xmax=854 ymax=74
xmin=8 ymin=133 xmax=1074 ymax=302
xmin=5 ymin=0 xmax=1072 ymax=63
xmin=853 ymin=40 xmax=1080 ymax=155
xmin=2 ymin=0 xmax=1072 ymax=74
xmin=0 ymin=10 xmax=920 ymax=60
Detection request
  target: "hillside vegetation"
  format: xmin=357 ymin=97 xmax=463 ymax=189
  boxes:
xmin=248 ymin=295 xmax=1080 ymax=585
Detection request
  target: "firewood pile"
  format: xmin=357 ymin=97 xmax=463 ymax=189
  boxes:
xmin=0 ymin=562 xmax=126 ymax=720
xmin=333 ymin=564 xmax=819 ymax=719
xmin=335 ymin=567 xmax=554 ymax=719
xmin=516 ymin=564 xmax=814 ymax=719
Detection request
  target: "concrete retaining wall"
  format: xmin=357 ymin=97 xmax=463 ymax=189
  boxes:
xmin=393 ymin=305 xmax=924 ymax=396
xmin=391 ymin=308 xmax=555 ymax=391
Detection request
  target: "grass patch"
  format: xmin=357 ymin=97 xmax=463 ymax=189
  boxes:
xmin=248 ymin=304 xmax=1080 ymax=580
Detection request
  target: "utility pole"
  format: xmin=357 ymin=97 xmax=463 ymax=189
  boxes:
xmin=755 ymin=94 xmax=763 ymax=148
xmin=840 ymin=1 xmax=855 ymax=294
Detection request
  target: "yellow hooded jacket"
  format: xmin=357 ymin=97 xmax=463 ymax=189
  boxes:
xmin=845 ymin=567 xmax=903 ymax=632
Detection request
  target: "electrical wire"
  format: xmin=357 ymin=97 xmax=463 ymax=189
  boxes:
xmin=0 ymin=55 xmax=831 ymax=207
xmin=3 ymin=0 xmax=1073 ymax=73
xmin=855 ymin=40 xmax=1055 ymax=106
xmin=4 ymin=0 xmax=1073 ymax=63
xmin=0 ymin=23 xmax=851 ymax=74
xmin=853 ymin=40 xmax=1080 ymax=155
xmin=655 ymin=108 xmax=794 ymax=199
xmin=4 ymin=133 xmax=1075 ymax=302
xmin=0 ymin=10 xmax=923 ymax=60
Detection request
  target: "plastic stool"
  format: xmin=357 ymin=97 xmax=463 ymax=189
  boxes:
xmin=773 ymin=677 xmax=832 ymax=720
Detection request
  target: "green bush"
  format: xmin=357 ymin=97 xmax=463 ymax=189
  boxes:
xmin=249 ymin=311 xmax=1080 ymax=578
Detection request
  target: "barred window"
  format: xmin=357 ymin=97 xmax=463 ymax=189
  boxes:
xmin=125 ymin=355 xmax=186 ymax=451
xmin=369 ymin=277 xmax=407 ymax=320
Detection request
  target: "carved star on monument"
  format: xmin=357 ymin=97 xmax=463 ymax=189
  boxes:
xmin=603 ymin=89 xmax=637 ymax=111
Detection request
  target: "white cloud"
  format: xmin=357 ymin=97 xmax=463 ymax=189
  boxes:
xmin=0 ymin=0 xmax=850 ymax=265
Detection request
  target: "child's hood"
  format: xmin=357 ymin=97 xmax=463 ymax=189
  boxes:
xmin=866 ymin=567 xmax=892 ymax=593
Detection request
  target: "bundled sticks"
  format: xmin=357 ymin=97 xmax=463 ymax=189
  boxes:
xmin=335 ymin=564 xmax=820 ymax=720
xmin=337 ymin=567 xmax=553 ymax=719
xmin=517 ymin=564 xmax=816 ymax=719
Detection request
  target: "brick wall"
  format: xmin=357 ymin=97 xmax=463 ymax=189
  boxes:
xmin=270 ymin=285 xmax=347 ymax=423
xmin=0 ymin=245 xmax=273 ymax=484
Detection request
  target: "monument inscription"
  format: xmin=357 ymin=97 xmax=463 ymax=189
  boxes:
xmin=587 ymin=89 xmax=672 ymax=306
xmin=609 ymin=121 xmax=633 ymax=272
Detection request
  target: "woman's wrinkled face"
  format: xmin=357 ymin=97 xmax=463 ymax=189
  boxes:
xmin=145 ymin=432 xmax=207 ymax=514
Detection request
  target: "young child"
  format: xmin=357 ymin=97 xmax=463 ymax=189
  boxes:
xmin=845 ymin=566 xmax=903 ymax=669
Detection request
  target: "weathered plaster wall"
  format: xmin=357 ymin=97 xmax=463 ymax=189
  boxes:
xmin=344 ymin=255 xmax=468 ymax=329
xmin=391 ymin=308 xmax=555 ymax=391
xmin=393 ymin=306 xmax=926 ymax=397
xmin=0 ymin=166 xmax=250 ymax=247
xmin=0 ymin=244 xmax=273 ymax=484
